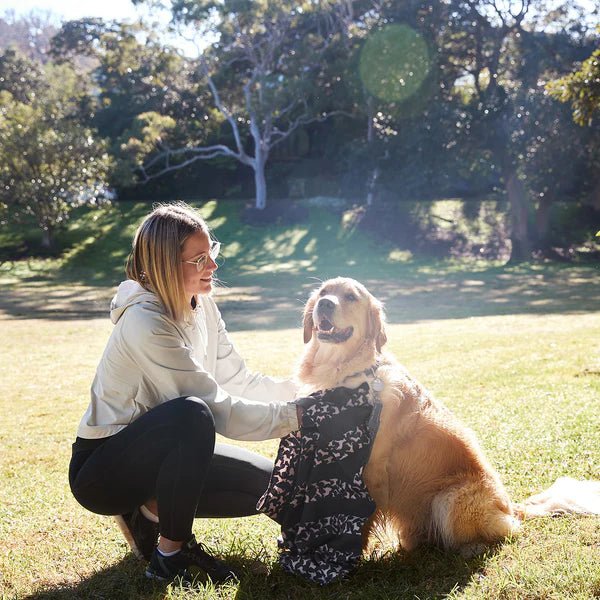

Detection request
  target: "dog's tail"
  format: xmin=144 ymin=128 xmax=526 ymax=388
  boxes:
xmin=513 ymin=477 xmax=600 ymax=520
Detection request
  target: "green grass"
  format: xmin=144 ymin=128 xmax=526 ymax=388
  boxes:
xmin=1 ymin=200 xmax=599 ymax=599
xmin=1 ymin=314 xmax=599 ymax=599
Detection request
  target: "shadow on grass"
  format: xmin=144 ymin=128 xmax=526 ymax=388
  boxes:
xmin=57 ymin=202 xmax=151 ymax=287
xmin=1 ymin=262 xmax=599 ymax=328
xmin=235 ymin=547 xmax=489 ymax=600
xmin=22 ymin=547 xmax=489 ymax=600
xmin=1 ymin=200 xmax=598 ymax=326
xmin=208 ymin=262 xmax=600 ymax=331
xmin=21 ymin=555 xmax=161 ymax=600
xmin=0 ymin=281 xmax=116 ymax=320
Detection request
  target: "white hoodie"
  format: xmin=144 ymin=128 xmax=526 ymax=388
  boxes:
xmin=77 ymin=280 xmax=299 ymax=441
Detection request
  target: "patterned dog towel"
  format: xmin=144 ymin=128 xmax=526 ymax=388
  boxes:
xmin=257 ymin=382 xmax=380 ymax=585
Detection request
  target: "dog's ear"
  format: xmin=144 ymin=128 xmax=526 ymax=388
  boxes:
xmin=376 ymin=324 xmax=388 ymax=352
xmin=303 ymin=293 xmax=316 ymax=343
xmin=367 ymin=297 xmax=387 ymax=352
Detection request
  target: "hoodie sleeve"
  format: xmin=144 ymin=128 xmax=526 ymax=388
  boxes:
xmin=120 ymin=304 xmax=299 ymax=441
xmin=208 ymin=299 xmax=299 ymax=403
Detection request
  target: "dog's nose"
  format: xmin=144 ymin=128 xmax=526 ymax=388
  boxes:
xmin=317 ymin=297 xmax=335 ymax=311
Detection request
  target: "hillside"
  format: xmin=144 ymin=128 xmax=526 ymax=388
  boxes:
xmin=1 ymin=199 xmax=598 ymax=330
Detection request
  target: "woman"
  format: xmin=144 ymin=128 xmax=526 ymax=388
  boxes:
xmin=69 ymin=202 xmax=300 ymax=584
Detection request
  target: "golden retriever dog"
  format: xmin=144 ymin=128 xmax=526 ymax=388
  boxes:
xmin=298 ymin=277 xmax=600 ymax=556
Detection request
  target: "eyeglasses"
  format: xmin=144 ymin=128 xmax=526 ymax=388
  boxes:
xmin=181 ymin=240 xmax=221 ymax=272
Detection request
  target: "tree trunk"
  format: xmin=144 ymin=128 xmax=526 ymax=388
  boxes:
xmin=534 ymin=196 xmax=552 ymax=255
xmin=589 ymin=180 xmax=600 ymax=211
xmin=254 ymin=155 xmax=267 ymax=210
xmin=365 ymin=94 xmax=376 ymax=206
xmin=249 ymin=113 xmax=268 ymax=210
xmin=505 ymin=169 xmax=531 ymax=262
xmin=366 ymin=166 xmax=380 ymax=207
xmin=366 ymin=94 xmax=374 ymax=144
xmin=41 ymin=227 xmax=53 ymax=250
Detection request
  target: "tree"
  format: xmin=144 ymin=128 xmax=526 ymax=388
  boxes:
xmin=0 ymin=10 xmax=57 ymax=62
xmin=432 ymin=0 xmax=596 ymax=261
xmin=335 ymin=0 xmax=597 ymax=259
xmin=0 ymin=51 xmax=111 ymax=249
xmin=547 ymin=41 xmax=600 ymax=126
xmin=133 ymin=0 xmax=351 ymax=209
xmin=0 ymin=46 xmax=49 ymax=104
xmin=51 ymin=18 xmax=214 ymax=188
xmin=336 ymin=2 xmax=466 ymax=205
xmin=520 ymin=85 xmax=599 ymax=249
xmin=546 ymin=34 xmax=600 ymax=214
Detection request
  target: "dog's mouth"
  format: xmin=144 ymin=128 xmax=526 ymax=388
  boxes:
xmin=316 ymin=317 xmax=353 ymax=343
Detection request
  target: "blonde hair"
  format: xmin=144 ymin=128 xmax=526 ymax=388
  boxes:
xmin=126 ymin=202 xmax=210 ymax=321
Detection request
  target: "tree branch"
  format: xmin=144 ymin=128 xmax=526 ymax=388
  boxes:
xmin=138 ymin=143 xmax=251 ymax=182
xmin=199 ymin=60 xmax=250 ymax=161
xmin=269 ymin=109 xmax=350 ymax=148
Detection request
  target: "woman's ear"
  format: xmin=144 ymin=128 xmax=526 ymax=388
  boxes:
xmin=303 ymin=294 xmax=316 ymax=344
xmin=368 ymin=297 xmax=387 ymax=352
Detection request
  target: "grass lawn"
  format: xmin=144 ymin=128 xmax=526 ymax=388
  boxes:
xmin=1 ymin=200 xmax=599 ymax=599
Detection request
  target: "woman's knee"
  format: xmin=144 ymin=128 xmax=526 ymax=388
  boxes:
xmin=170 ymin=396 xmax=215 ymax=437
xmin=212 ymin=443 xmax=273 ymax=495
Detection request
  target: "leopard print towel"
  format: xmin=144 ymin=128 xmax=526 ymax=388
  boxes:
xmin=257 ymin=382 xmax=380 ymax=585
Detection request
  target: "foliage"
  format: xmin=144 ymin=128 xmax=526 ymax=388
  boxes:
xmin=522 ymin=85 xmax=600 ymax=248
xmin=2 ymin=2 xmax=600 ymax=258
xmin=547 ymin=39 xmax=600 ymax=126
xmin=51 ymin=19 xmax=209 ymax=188
xmin=0 ymin=46 xmax=47 ymax=102
xmin=323 ymin=1 xmax=598 ymax=255
xmin=0 ymin=50 xmax=111 ymax=249
xmin=129 ymin=0 xmax=353 ymax=209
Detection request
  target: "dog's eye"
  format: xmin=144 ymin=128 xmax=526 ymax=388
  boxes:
xmin=345 ymin=293 xmax=358 ymax=302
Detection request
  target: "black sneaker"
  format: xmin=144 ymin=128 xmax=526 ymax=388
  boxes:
xmin=145 ymin=535 xmax=239 ymax=585
xmin=113 ymin=507 xmax=159 ymax=561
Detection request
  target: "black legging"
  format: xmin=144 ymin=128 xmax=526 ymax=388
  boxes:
xmin=69 ymin=397 xmax=273 ymax=542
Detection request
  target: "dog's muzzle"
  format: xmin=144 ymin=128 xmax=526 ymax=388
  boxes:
xmin=314 ymin=297 xmax=353 ymax=343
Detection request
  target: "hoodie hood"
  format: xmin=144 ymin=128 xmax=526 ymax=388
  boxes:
xmin=110 ymin=279 xmax=160 ymax=324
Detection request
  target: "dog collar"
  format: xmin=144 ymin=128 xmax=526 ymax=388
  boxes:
xmin=343 ymin=362 xmax=384 ymax=393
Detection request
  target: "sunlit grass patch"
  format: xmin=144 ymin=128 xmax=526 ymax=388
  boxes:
xmin=1 ymin=307 xmax=599 ymax=599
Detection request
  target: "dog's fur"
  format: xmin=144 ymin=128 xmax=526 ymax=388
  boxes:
xmin=298 ymin=277 xmax=600 ymax=556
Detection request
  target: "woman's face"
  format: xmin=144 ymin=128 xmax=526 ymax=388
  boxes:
xmin=180 ymin=230 xmax=218 ymax=297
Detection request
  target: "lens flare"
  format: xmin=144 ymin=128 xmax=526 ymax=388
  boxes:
xmin=359 ymin=24 xmax=431 ymax=103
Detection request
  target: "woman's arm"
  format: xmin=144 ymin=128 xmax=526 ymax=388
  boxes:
xmin=123 ymin=305 xmax=299 ymax=441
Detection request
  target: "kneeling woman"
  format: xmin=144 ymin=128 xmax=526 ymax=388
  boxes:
xmin=69 ymin=203 xmax=300 ymax=583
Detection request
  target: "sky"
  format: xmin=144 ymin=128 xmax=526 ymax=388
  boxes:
xmin=1 ymin=0 xmax=597 ymax=24
xmin=0 ymin=0 xmax=150 ymax=23
xmin=0 ymin=0 xmax=204 ymax=55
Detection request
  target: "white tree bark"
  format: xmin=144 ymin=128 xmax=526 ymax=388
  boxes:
xmin=254 ymin=153 xmax=268 ymax=210
xmin=137 ymin=6 xmax=348 ymax=210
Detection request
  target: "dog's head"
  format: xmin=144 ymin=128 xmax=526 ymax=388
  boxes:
xmin=303 ymin=277 xmax=387 ymax=352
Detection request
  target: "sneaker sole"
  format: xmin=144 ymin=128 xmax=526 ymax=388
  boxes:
xmin=145 ymin=568 xmax=193 ymax=586
xmin=145 ymin=568 xmax=169 ymax=581
xmin=113 ymin=514 xmax=144 ymax=560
